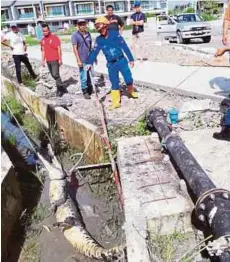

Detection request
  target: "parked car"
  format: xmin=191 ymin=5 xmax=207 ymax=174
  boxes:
xmin=156 ymin=13 xmax=212 ymax=44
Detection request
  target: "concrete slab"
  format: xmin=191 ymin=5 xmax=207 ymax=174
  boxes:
xmin=178 ymin=67 xmax=230 ymax=100
xmin=181 ymin=128 xmax=230 ymax=191
xmin=117 ymin=136 xmax=194 ymax=262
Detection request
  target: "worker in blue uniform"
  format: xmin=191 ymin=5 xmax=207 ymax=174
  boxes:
xmin=87 ymin=16 xmax=137 ymax=110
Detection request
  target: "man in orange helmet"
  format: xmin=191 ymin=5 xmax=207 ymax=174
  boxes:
xmin=87 ymin=17 xmax=136 ymax=110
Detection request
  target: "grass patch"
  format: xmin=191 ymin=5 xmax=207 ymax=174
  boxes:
xmin=56 ymin=24 xmax=132 ymax=36
xmin=18 ymin=203 xmax=49 ymax=262
xmin=8 ymin=134 xmax=17 ymax=146
xmin=22 ymin=73 xmax=36 ymax=90
xmin=148 ymin=230 xmax=191 ymax=262
xmin=22 ymin=114 xmax=41 ymax=139
xmin=106 ymin=118 xmax=151 ymax=160
xmin=25 ymin=35 xmax=40 ymax=46
xmin=1 ymin=95 xmax=25 ymax=124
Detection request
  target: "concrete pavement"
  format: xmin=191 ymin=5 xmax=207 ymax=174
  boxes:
xmin=27 ymin=45 xmax=230 ymax=101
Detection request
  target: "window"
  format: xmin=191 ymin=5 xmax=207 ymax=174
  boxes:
xmin=75 ymin=3 xmax=94 ymax=15
xmin=1 ymin=9 xmax=10 ymax=20
xmin=46 ymin=5 xmax=65 ymax=16
xmin=106 ymin=2 xmax=125 ymax=12
xmin=18 ymin=7 xmax=34 ymax=19
xmin=130 ymin=1 xmax=163 ymax=10
xmin=176 ymin=14 xmax=202 ymax=23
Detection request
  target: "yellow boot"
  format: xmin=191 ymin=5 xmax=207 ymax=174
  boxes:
xmin=109 ymin=90 xmax=121 ymax=110
xmin=127 ymin=85 xmax=138 ymax=99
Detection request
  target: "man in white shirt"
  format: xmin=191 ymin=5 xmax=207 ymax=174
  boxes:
xmin=1 ymin=25 xmax=37 ymax=85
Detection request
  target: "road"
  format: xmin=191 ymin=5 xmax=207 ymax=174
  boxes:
xmin=122 ymin=19 xmax=224 ymax=50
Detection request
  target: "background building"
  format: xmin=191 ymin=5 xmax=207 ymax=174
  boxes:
xmin=1 ymin=0 xmax=167 ymax=33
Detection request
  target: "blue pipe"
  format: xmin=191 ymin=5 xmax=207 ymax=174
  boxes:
xmin=1 ymin=112 xmax=37 ymax=165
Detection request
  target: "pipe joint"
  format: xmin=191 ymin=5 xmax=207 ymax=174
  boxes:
xmin=195 ymin=188 xmax=230 ymax=227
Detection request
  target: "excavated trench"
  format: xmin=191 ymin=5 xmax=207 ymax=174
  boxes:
xmin=1 ymin=107 xmax=125 ymax=262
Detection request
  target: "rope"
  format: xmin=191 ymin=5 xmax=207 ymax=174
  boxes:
xmin=68 ymin=130 xmax=96 ymax=174
xmin=5 ymin=65 xmax=53 ymax=146
xmin=89 ymin=71 xmax=124 ymax=210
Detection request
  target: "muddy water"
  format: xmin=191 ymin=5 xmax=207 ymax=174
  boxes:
xmin=2 ymin=117 xmax=125 ymax=262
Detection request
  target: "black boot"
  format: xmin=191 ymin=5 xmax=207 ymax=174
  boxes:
xmin=83 ymin=89 xmax=91 ymax=99
xmin=87 ymin=85 xmax=94 ymax=95
xmin=213 ymin=127 xmax=230 ymax=141
xmin=56 ymin=87 xmax=68 ymax=97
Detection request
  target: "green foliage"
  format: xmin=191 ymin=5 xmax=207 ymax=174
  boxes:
xmin=25 ymin=35 xmax=40 ymax=46
xmin=30 ymin=203 xmax=48 ymax=225
xmin=22 ymin=73 xmax=36 ymax=90
xmin=8 ymin=134 xmax=17 ymax=146
xmin=1 ymin=96 xmax=25 ymax=124
xmin=136 ymin=119 xmax=151 ymax=136
xmin=56 ymin=24 xmax=132 ymax=36
xmin=145 ymin=12 xmax=156 ymax=18
xmin=201 ymin=13 xmax=217 ymax=21
xmin=22 ymin=114 xmax=41 ymax=139
xmin=184 ymin=7 xmax=195 ymax=13
xmin=149 ymin=230 xmax=190 ymax=262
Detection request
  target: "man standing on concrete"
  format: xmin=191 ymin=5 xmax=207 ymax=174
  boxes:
xmin=72 ymin=19 xmax=93 ymax=99
xmin=1 ymin=25 xmax=38 ymax=85
xmin=130 ymin=1 xmax=147 ymax=61
xmin=41 ymin=24 xmax=67 ymax=97
xmin=105 ymin=5 xmax=124 ymax=34
xmin=87 ymin=17 xmax=136 ymax=110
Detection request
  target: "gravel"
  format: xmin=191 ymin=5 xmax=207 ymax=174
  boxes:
xmin=2 ymin=52 xmax=222 ymax=131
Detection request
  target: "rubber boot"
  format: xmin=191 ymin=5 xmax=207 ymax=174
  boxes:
xmin=109 ymin=90 xmax=121 ymax=110
xmin=127 ymin=85 xmax=138 ymax=99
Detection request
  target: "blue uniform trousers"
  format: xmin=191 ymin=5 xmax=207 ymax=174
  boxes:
xmin=107 ymin=57 xmax=133 ymax=90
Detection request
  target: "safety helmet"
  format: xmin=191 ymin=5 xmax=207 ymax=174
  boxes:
xmin=95 ymin=17 xmax=110 ymax=25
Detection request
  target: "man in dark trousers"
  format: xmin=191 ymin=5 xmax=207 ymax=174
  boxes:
xmin=41 ymin=24 xmax=67 ymax=97
xmin=130 ymin=1 xmax=147 ymax=61
xmin=72 ymin=19 xmax=93 ymax=99
xmin=105 ymin=5 xmax=124 ymax=34
xmin=1 ymin=25 xmax=37 ymax=85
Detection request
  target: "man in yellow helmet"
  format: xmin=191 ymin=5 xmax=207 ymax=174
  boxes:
xmin=87 ymin=16 xmax=137 ymax=110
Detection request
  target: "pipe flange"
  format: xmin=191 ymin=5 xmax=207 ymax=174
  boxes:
xmin=195 ymin=188 xmax=230 ymax=225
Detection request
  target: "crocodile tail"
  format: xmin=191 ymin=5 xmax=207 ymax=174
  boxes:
xmin=63 ymin=226 xmax=124 ymax=261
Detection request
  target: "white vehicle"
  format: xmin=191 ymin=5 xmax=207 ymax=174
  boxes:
xmin=156 ymin=13 xmax=212 ymax=44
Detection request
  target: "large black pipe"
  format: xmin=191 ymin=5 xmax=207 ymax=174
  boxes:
xmin=147 ymin=108 xmax=230 ymax=261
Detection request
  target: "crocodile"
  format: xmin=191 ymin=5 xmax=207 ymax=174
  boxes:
xmin=37 ymin=150 xmax=124 ymax=261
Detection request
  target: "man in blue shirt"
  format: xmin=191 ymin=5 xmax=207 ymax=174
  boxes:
xmin=130 ymin=2 xmax=147 ymax=61
xmin=72 ymin=19 xmax=93 ymax=99
xmin=87 ymin=17 xmax=137 ymax=110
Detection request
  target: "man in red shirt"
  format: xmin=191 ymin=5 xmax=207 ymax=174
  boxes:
xmin=41 ymin=24 xmax=67 ymax=97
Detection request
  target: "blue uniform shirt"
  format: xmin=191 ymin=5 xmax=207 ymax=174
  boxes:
xmin=87 ymin=31 xmax=134 ymax=65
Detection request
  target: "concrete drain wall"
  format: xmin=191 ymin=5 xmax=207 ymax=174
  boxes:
xmin=117 ymin=135 xmax=196 ymax=262
xmin=1 ymin=76 xmax=106 ymax=163
xmin=1 ymin=149 xmax=23 ymax=261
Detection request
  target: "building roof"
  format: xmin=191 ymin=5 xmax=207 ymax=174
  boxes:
xmin=42 ymin=0 xmax=69 ymax=3
xmin=14 ymin=1 xmax=40 ymax=6
xmin=1 ymin=1 xmax=15 ymax=7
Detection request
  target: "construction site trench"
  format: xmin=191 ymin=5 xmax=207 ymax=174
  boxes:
xmin=1 ymin=52 xmax=229 ymax=262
